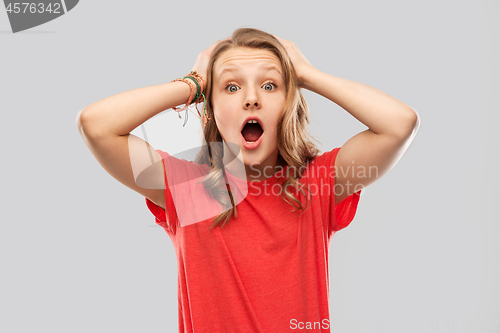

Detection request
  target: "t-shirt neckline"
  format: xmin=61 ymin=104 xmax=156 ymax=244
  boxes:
xmin=224 ymin=164 xmax=288 ymax=187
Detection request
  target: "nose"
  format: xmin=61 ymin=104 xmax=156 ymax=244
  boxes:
xmin=244 ymin=86 xmax=260 ymax=109
xmin=245 ymin=101 xmax=258 ymax=108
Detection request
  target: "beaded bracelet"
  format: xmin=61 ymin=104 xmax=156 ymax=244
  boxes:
xmin=171 ymin=78 xmax=196 ymax=112
xmin=170 ymin=72 xmax=210 ymax=127
xmin=184 ymin=72 xmax=205 ymax=104
xmin=187 ymin=70 xmax=205 ymax=95
xmin=184 ymin=76 xmax=201 ymax=103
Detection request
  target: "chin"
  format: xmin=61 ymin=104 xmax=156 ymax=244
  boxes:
xmin=242 ymin=155 xmax=264 ymax=167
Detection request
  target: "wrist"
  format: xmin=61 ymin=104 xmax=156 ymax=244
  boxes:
xmin=299 ymin=65 xmax=321 ymax=91
xmin=172 ymin=80 xmax=191 ymax=97
xmin=183 ymin=71 xmax=205 ymax=104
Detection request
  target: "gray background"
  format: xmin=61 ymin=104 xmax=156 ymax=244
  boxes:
xmin=1 ymin=0 xmax=499 ymax=332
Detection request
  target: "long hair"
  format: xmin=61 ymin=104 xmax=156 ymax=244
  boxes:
xmin=194 ymin=27 xmax=321 ymax=230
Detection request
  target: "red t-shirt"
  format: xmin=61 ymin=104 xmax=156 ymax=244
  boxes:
xmin=145 ymin=147 xmax=361 ymax=332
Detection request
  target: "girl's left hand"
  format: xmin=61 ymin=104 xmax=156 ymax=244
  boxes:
xmin=272 ymin=35 xmax=313 ymax=88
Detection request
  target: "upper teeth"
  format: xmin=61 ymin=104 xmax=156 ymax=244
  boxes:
xmin=247 ymin=120 xmax=258 ymax=124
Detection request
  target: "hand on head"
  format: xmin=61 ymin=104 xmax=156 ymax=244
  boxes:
xmin=271 ymin=35 xmax=313 ymax=88
xmin=191 ymin=37 xmax=231 ymax=90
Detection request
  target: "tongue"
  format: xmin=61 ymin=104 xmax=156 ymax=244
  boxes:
xmin=242 ymin=123 xmax=263 ymax=142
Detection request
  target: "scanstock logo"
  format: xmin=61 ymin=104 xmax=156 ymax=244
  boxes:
xmin=3 ymin=0 xmax=79 ymax=33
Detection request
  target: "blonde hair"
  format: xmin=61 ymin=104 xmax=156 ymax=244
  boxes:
xmin=194 ymin=27 xmax=321 ymax=230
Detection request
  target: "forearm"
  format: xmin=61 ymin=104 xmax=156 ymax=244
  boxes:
xmin=301 ymin=66 xmax=418 ymax=137
xmin=77 ymin=81 xmax=191 ymax=137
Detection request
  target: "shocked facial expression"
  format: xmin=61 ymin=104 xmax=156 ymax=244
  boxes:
xmin=212 ymin=47 xmax=286 ymax=181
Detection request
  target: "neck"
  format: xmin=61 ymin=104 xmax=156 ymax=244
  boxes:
xmin=222 ymin=144 xmax=282 ymax=182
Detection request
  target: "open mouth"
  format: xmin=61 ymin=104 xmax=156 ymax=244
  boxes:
xmin=241 ymin=120 xmax=264 ymax=143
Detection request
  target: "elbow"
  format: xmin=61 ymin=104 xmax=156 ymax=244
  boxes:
xmin=408 ymin=108 xmax=421 ymax=136
xmin=75 ymin=108 xmax=85 ymax=127
xmin=76 ymin=107 xmax=102 ymax=139
xmin=76 ymin=108 xmax=91 ymax=135
xmin=75 ymin=108 xmax=86 ymax=135
xmin=397 ymin=108 xmax=420 ymax=139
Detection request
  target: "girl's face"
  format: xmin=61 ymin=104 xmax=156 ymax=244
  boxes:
xmin=212 ymin=47 xmax=286 ymax=181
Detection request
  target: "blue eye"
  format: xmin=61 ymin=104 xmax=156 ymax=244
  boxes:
xmin=263 ymin=82 xmax=276 ymax=91
xmin=224 ymin=81 xmax=277 ymax=92
xmin=225 ymin=83 xmax=239 ymax=92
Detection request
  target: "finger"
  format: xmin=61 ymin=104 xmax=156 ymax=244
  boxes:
xmin=273 ymin=35 xmax=289 ymax=47
xmin=272 ymin=34 xmax=284 ymax=42
xmin=211 ymin=37 xmax=231 ymax=49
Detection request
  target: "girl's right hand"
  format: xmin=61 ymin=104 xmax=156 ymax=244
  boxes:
xmin=191 ymin=37 xmax=231 ymax=90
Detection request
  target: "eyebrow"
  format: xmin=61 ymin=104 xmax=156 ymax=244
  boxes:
xmin=218 ymin=65 xmax=282 ymax=78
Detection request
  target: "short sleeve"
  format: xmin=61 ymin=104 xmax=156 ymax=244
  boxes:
xmin=312 ymin=147 xmax=362 ymax=235
xmin=144 ymin=149 xmax=179 ymax=234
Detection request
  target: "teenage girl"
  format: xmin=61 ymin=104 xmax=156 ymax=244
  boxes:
xmin=77 ymin=28 xmax=419 ymax=333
